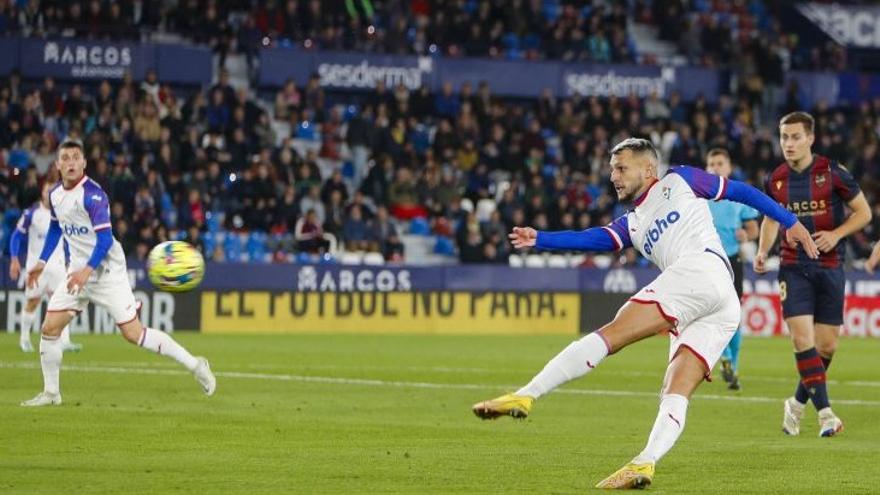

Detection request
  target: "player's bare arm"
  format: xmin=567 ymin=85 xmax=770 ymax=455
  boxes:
xmin=867 ymin=242 xmax=880 ymax=274
xmin=812 ymin=192 xmax=872 ymax=253
xmin=755 ymin=217 xmax=779 ymax=273
xmin=738 ymin=219 xmax=759 ymax=243
xmin=509 ymin=226 xmax=537 ymax=249
xmin=9 ymin=256 xmax=21 ymax=281
xmin=66 ymin=266 xmax=93 ymax=294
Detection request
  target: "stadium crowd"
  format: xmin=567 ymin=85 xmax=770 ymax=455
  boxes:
xmin=1 ymin=1 xmax=879 ymax=266
xmin=0 ymin=0 xmax=842 ymax=70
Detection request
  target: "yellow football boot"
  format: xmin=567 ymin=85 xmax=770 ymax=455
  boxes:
xmin=595 ymin=462 xmax=654 ymax=489
xmin=472 ymin=393 xmax=534 ymax=419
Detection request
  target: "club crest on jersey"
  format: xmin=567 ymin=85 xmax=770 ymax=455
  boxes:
xmin=775 ymin=180 xmax=782 ymax=190
xmin=642 ymin=210 xmax=681 ymax=255
xmin=662 ymin=186 xmax=671 ymax=199
xmin=815 ymin=174 xmax=826 ymax=187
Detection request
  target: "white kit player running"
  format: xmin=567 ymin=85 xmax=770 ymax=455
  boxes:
xmin=21 ymin=139 xmax=216 ymax=407
xmin=473 ymin=138 xmax=819 ymax=489
xmin=9 ymin=182 xmax=82 ymax=353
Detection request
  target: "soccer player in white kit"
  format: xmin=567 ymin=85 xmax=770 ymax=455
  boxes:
xmin=472 ymin=139 xmax=818 ymax=489
xmin=9 ymin=182 xmax=82 ymax=353
xmin=21 ymin=139 xmax=216 ymax=407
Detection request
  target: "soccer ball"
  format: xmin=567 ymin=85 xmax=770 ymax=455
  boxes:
xmin=147 ymin=241 xmax=205 ymax=292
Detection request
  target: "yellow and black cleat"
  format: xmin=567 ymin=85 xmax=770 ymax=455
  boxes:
xmin=472 ymin=393 xmax=534 ymax=420
xmin=595 ymin=462 xmax=654 ymax=489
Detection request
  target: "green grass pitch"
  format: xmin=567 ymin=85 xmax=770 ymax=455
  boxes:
xmin=0 ymin=332 xmax=878 ymax=494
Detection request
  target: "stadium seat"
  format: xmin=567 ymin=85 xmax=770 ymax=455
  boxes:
xmin=246 ymin=232 xmax=268 ymax=262
xmin=525 ymin=255 xmax=546 ymax=268
xmin=206 ymin=212 xmax=221 ymax=233
xmin=339 ymin=251 xmax=364 ymax=265
xmin=568 ymin=254 xmax=587 ymax=267
xmin=297 ymin=121 xmax=317 ymax=141
xmin=433 ymin=236 xmax=456 ymax=256
xmin=223 ymin=232 xmax=244 ymax=262
xmin=502 ymin=33 xmax=520 ymax=50
xmin=547 ymin=255 xmax=567 ymax=268
xmin=362 ymin=252 xmax=385 ymax=265
xmin=202 ymin=232 xmax=217 ymax=258
xmin=409 ymin=217 xmax=430 ymax=235
xmin=593 ymin=255 xmax=612 ymax=269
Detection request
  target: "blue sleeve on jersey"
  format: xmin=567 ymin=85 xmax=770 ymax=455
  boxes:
xmin=39 ymin=220 xmax=62 ymax=263
xmin=18 ymin=207 xmax=35 ymax=232
xmin=724 ymin=180 xmax=798 ymax=228
xmin=668 ymin=166 xmax=724 ymax=200
xmin=87 ymin=228 xmax=113 ymax=270
xmin=9 ymin=229 xmax=26 ymax=258
xmin=536 ymin=216 xmax=631 ymax=252
xmin=83 ymin=181 xmax=112 ymax=229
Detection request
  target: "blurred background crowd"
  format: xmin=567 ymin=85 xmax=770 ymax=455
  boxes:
xmin=1 ymin=0 xmax=878 ymax=267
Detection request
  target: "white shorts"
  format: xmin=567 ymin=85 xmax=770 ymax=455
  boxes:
xmin=46 ymin=264 xmax=139 ymax=326
xmin=23 ymin=263 xmax=67 ymax=300
xmin=629 ymin=250 xmax=740 ymax=377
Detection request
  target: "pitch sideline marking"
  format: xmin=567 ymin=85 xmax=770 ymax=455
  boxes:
xmin=1 ymin=361 xmax=879 ymax=407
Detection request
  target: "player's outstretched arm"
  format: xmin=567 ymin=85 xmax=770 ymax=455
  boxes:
xmin=720 ymin=180 xmax=818 ymax=259
xmin=669 ymin=166 xmax=819 ymax=259
xmin=511 ymin=216 xmax=631 ymax=253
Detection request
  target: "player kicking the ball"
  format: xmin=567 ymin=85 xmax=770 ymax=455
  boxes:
xmin=472 ymin=138 xmax=818 ymax=489
xmin=9 ymin=181 xmax=82 ymax=353
xmin=21 ymin=139 xmax=216 ymax=407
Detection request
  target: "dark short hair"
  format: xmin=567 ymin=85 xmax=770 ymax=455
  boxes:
xmin=706 ymin=148 xmax=730 ymax=160
xmin=779 ymin=111 xmax=815 ymax=134
xmin=610 ymin=137 xmax=659 ymax=161
xmin=58 ymin=138 xmax=84 ymax=153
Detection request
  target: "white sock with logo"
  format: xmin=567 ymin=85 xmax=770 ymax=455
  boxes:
xmin=633 ymin=394 xmax=689 ymax=464
xmin=21 ymin=310 xmax=36 ymax=343
xmin=39 ymin=334 xmax=63 ymax=395
xmin=138 ymin=327 xmax=199 ymax=371
xmin=515 ymin=332 xmax=610 ymax=399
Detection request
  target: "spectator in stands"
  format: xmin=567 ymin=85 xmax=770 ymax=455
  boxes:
xmin=294 ymin=209 xmax=327 ymax=254
xmin=343 ymin=205 xmax=371 ymax=252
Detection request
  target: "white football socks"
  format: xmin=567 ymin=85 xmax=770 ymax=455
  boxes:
xmin=21 ymin=310 xmax=35 ymax=343
xmin=515 ymin=332 xmax=610 ymax=399
xmin=39 ymin=334 xmax=63 ymax=395
xmin=60 ymin=324 xmax=72 ymax=346
xmin=138 ymin=327 xmax=199 ymax=371
xmin=633 ymin=394 xmax=689 ymax=465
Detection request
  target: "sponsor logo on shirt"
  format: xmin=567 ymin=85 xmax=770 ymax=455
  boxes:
xmin=642 ymin=210 xmax=681 ymax=255
xmin=63 ymin=223 xmax=90 ymax=236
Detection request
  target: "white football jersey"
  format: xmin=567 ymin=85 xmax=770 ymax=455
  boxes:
xmin=48 ymin=175 xmax=126 ymax=272
xmin=15 ymin=203 xmax=65 ymax=272
xmin=602 ymin=167 xmax=729 ymax=272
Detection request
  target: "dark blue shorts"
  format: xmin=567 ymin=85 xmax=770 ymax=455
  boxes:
xmin=778 ymin=264 xmax=845 ymax=325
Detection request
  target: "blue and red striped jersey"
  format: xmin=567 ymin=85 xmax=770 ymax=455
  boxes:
xmin=764 ymin=155 xmax=861 ymax=268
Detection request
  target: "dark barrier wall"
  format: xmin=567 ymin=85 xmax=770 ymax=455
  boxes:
xmin=0 ymin=38 xmax=212 ymax=85
xmin=2 ymin=260 xmax=879 ymax=336
xmin=259 ymin=48 xmax=721 ymax=101
xmin=258 ymin=48 xmax=865 ymax=105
